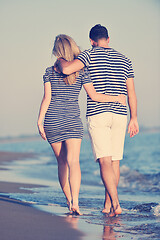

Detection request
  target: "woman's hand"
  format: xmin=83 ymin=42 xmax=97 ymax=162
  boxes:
xmin=117 ymin=94 xmax=126 ymax=105
xmin=38 ymin=123 xmax=47 ymax=140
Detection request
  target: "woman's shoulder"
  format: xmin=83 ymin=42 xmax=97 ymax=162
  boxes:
xmin=77 ymin=67 xmax=91 ymax=85
xmin=78 ymin=67 xmax=89 ymax=76
xmin=44 ymin=66 xmax=54 ymax=74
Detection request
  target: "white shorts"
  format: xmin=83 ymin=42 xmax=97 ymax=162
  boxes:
xmin=87 ymin=112 xmax=127 ymax=161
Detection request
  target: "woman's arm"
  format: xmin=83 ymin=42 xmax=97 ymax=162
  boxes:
xmin=37 ymin=82 xmax=51 ymax=140
xmin=83 ymin=82 xmax=126 ymax=105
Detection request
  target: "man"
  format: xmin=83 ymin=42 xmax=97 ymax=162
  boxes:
xmin=57 ymin=24 xmax=139 ymax=216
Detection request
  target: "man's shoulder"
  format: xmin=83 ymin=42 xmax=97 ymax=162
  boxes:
xmin=80 ymin=48 xmax=93 ymax=55
xmin=86 ymin=47 xmax=130 ymax=60
xmin=111 ymin=48 xmax=131 ymax=62
xmin=77 ymin=49 xmax=93 ymax=65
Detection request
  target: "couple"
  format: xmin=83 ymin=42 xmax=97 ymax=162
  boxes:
xmin=38 ymin=24 xmax=139 ymax=216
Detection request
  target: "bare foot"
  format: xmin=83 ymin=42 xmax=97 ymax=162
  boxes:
xmin=102 ymin=208 xmax=110 ymax=214
xmin=109 ymin=211 xmax=116 ymax=217
xmin=108 ymin=205 xmax=122 ymax=217
xmin=67 ymin=201 xmax=72 ymax=212
xmin=102 ymin=206 xmax=112 ymax=214
xmin=72 ymin=206 xmax=82 ymax=216
xmin=102 ymin=200 xmax=112 ymax=214
xmin=114 ymin=205 xmax=122 ymax=215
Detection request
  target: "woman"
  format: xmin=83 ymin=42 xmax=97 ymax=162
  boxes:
xmin=37 ymin=34 xmax=125 ymax=215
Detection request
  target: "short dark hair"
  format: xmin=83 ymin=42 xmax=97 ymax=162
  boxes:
xmin=89 ymin=24 xmax=109 ymax=42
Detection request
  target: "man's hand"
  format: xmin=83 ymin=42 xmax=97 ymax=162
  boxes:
xmin=128 ymin=118 xmax=139 ymax=138
xmin=55 ymin=58 xmax=84 ymax=75
xmin=54 ymin=59 xmax=63 ymax=73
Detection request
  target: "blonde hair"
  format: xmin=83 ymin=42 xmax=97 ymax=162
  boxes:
xmin=52 ymin=34 xmax=81 ymax=85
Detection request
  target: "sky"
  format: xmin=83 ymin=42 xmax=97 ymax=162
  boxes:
xmin=0 ymin=0 xmax=160 ymax=137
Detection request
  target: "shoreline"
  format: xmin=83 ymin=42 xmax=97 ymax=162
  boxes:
xmin=0 ymin=151 xmax=84 ymax=240
xmin=1 ymin=137 xmax=159 ymax=240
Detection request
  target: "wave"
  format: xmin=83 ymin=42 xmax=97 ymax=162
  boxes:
xmin=132 ymin=203 xmax=160 ymax=217
xmin=119 ymin=165 xmax=160 ymax=193
xmin=152 ymin=204 xmax=160 ymax=217
xmin=93 ymin=165 xmax=160 ymax=193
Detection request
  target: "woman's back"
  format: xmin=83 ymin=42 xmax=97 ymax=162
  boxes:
xmin=44 ymin=66 xmax=83 ymax=101
xmin=43 ymin=66 xmax=91 ymax=144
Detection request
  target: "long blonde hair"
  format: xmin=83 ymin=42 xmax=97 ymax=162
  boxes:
xmin=52 ymin=34 xmax=81 ymax=85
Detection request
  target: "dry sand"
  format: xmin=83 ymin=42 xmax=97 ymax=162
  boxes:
xmin=0 ymin=151 xmax=84 ymax=240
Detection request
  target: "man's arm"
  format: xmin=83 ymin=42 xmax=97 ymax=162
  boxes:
xmin=126 ymin=78 xmax=139 ymax=137
xmin=56 ymin=58 xmax=84 ymax=75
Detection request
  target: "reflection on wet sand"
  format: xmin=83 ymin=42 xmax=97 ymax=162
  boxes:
xmin=65 ymin=214 xmax=79 ymax=230
xmin=65 ymin=212 xmax=122 ymax=240
xmin=102 ymin=216 xmax=121 ymax=240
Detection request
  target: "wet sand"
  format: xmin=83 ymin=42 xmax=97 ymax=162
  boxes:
xmin=0 ymin=151 xmax=84 ymax=240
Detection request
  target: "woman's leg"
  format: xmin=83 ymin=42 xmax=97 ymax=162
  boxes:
xmin=51 ymin=141 xmax=72 ymax=210
xmin=65 ymin=138 xmax=82 ymax=214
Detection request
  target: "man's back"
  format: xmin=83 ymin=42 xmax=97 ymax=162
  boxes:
xmin=77 ymin=46 xmax=134 ymax=117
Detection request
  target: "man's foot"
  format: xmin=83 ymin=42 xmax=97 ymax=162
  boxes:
xmin=107 ymin=205 xmax=122 ymax=217
xmin=71 ymin=206 xmax=82 ymax=216
xmin=102 ymin=208 xmax=110 ymax=214
xmin=67 ymin=201 xmax=72 ymax=212
xmin=102 ymin=200 xmax=112 ymax=214
xmin=102 ymin=205 xmax=112 ymax=214
xmin=103 ymin=207 xmax=114 ymax=216
xmin=114 ymin=205 xmax=122 ymax=215
xmin=108 ymin=211 xmax=116 ymax=217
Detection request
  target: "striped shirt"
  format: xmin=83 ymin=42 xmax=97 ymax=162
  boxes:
xmin=77 ymin=47 xmax=134 ymax=116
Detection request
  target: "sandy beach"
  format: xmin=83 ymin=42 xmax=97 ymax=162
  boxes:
xmin=0 ymin=151 xmax=84 ymax=240
xmin=0 ymin=133 xmax=159 ymax=240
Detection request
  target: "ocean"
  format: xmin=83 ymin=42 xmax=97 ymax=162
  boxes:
xmin=0 ymin=131 xmax=160 ymax=240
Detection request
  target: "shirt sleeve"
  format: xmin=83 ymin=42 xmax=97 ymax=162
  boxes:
xmin=81 ymin=67 xmax=92 ymax=85
xmin=43 ymin=68 xmax=50 ymax=84
xmin=127 ymin=59 xmax=135 ymax=78
xmin=77 ymin=50 xmax=91 ymax=67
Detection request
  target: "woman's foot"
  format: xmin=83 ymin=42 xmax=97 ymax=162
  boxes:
xmin=71 ymin=206 xmax=82 ymax=215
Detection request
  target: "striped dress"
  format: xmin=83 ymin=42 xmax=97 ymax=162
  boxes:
xmin=77 ymin=47 xmax=135 ymax=117
xmin=43 ymin=66 xmax=91 ymax=144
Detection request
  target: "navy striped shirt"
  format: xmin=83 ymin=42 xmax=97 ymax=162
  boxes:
xmin=77 ymin=47 xmax=134 ymax=116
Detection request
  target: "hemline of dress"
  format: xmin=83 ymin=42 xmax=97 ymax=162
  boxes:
xmin=47 ymin=135 xmax=83 ymax=145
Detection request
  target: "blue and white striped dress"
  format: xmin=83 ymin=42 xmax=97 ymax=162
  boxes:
xmin=43 ymin=66 xmax=91 ymax=144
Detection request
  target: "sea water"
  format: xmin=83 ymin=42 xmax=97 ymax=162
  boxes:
xmin=0 ymin=131 xmax=160 ymax=239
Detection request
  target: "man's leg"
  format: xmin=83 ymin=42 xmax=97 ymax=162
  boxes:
xmin=87 ymin=112 xmax=122 ymax=215
xmin=102 ymin=113 xmax=127 ymax=215
xmin=103 ymin=160 xmax=120 ymax=213
xmin=99 ymin=157 xmax=122 ymax=215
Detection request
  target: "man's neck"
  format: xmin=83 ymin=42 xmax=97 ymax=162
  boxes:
xmin=97 ymin=39 xmax=110 ymax=48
